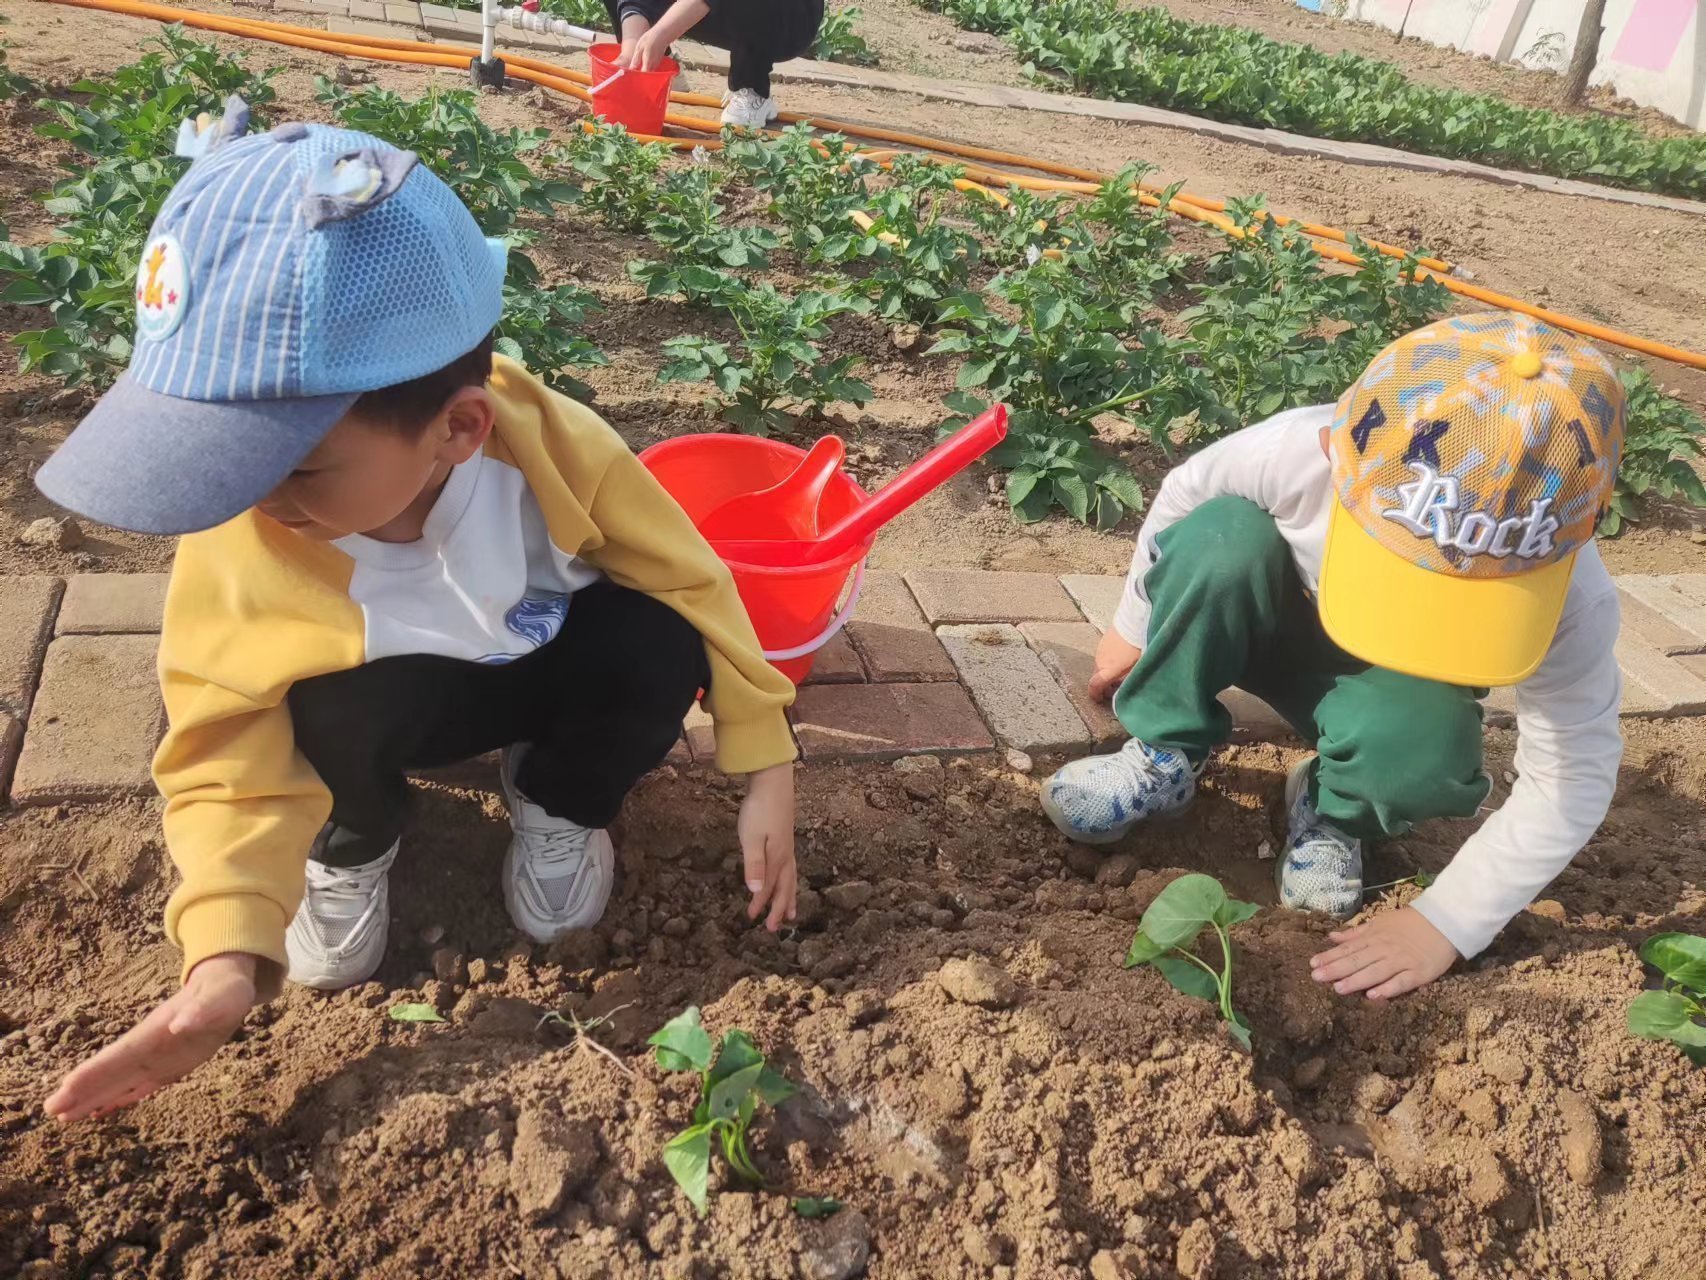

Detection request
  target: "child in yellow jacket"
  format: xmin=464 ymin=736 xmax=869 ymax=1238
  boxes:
xmin=36 ymin=106 xmax=799 ymax=1121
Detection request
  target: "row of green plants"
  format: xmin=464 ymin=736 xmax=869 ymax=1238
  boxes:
xmin=2 ymin=31 xmax=1701 ymax=534
xmin=917 ymin=0 xmax=1706 ymax=201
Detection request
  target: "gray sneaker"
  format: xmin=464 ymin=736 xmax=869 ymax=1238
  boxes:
xmin=285 ymin=835 xmax=398 ymax=990
xmin=500 ymin=746 xmax=616 ymax=944
xmin=1277 ymin=756 xmax=1363 ymax=919
xmin=1041 ymin=737 xmax=1200 ymax=845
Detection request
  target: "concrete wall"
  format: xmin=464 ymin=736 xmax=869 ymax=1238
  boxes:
xmin=1315 ymin=0 xmax=1705 ymax=129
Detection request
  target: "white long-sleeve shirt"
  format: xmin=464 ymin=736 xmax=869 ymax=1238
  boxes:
xmin=1113 ymin=404 xmax=1624 ymax=958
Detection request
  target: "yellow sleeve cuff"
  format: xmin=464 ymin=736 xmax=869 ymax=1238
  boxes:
xmin=712 ymin=710 xmax=799 ymax=775
xmin=172 ymin=892 xmax=291 ymax=1000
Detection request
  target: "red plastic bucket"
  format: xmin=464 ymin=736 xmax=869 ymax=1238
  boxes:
xmin=640 ymin=435 xmax=873 ymax=685
xmin=588 ymin=43 xmax=678 ymax=136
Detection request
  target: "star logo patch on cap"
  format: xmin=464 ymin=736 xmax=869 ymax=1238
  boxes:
xmin=135 ymin=234 xmax=189 ymax=343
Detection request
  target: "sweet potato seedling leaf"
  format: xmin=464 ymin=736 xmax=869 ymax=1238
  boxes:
xmin=756 ymin=1066 xmax=797 ymax=1105
xmin=1227 ymin=1010 xmax=1253 ymax=1050
xmin=793 ymin=1196 xmax=843 ymax=1219
xmin=388 ymin=1003 xmax=445 ymax=1023
xmin=664 ymin=1123 xmax=713 ymax=1213
xmin=708 ymin=1029 xmax=764 ymax=1086
xmin=1639 ymin=933 xmax=1706 ymax=993
xmin=1139 ymin=873 xmax=1226 ymax=950
xmin=1124 ymin=932 xmax=1167 ymax=969
xmin=1627 ymin=991 xmax=1706 ymax=1047
xmin=650 ymin=1006 xmax=714 ymax=1073
xmin=1213 ymin=898 xmax=1260 ymax=929
xmin=708 ymin=1062 xmax=765 ymax=1122
xmin=1153 ymin=953 xmax=1218 ymax=1001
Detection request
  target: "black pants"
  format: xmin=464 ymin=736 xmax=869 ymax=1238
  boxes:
xmin=288 ymin=583 xmax=709 ymax=868
xmin=606 ymin=0 xmax=826 ymax=97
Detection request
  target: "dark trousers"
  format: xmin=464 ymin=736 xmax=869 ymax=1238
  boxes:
xmin=1114 ymin=497 xmax=1491 ymax=842
xmin=288 ymin=582 xmax=709 ymax=868
xmin=606 ymin=0 xmax=826 ymax=96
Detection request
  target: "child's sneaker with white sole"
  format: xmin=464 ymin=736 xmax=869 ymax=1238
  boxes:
xmin=1277 ymin=755 xmax=1364 ymax=919
xmin=720 ymin=88 xmax=777 ymax=129
xmin=1041 ymin=737 xmax=1201 ymax=845
xmin=285 ymin=834 xmax=399 ymax=990
xmin=500 ymin=746 xmax=616 ymax=942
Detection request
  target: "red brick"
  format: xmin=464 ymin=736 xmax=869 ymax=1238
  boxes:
xmin=906 ymin=570 xmax=1080 ymax=625
xmin=790 ymin=683 xmax=993 ymax=762
xmin=1019 ymin=621 xmax=1124 ymax=748
xmin=11 ymin=635 xmax=165 ymax=804
xmin=1617 ymin=588 xmax=1702 ymax=657
xmin=1058 ymin=574 xmax=1125 ymax=632
xmin=802 ymin=629 xmax=866 ymax=684
xmin=57 ymin=573 xmax=169 ymax=636
xmin=0 ymin=576 xmax=63 ymax=718
xmin=845 ymin=571 xmax=955 ymax=683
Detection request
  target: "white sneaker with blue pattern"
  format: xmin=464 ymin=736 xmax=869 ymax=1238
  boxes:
xmin=1277 ymin=755 xmax=1364 ymax=919
xmin=1040 ymin=738 xmax=1200 ymax=845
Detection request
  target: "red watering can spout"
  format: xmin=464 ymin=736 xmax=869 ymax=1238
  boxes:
xmin=709 ymin=405 xmax=1009 ymax=568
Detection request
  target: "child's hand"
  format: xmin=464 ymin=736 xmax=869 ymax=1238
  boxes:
xmin=616 ymin=14 xmax=652 ymax=69
xmin=1089 ymin=628 xmax=1142 ymax=703
xmin=1310 ymin=907 xmax=1459 ymax=1000
xmin=44 ymin=952 xmax=259 ymax=1122
xmin=738 ymin=763 xmax=796 ymax=931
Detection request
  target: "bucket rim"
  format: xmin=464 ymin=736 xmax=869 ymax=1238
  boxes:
xmin=639 ymin=433 xmax=876 ymax=577
xmin=588 ymin=42 xmax=681 ymax=80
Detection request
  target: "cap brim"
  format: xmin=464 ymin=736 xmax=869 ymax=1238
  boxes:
xmin=1318 ymin=499 xmax=1573 ymax=687
xmin=36 ymin=374 xmax=357 ymax=536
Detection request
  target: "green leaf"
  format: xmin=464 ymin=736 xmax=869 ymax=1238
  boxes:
xmin=1639 ymin=933 xmax=1706 ymax=993
xmin=663 ymin=1123 xmax=713 ymax=1213
xmin=756 ymin=1066 xmax=796 ymax=1105
xmin=1226 ymin=1010 xmax=1253 ymax=1050
xmin=1124 ymin=931 xmax=1166 ymax=969
xmin=389 ymin=1003 xmax=445 ymax=1023
xmin=650 ymin=1006 xmax=714 ymax=1073
xmin=708 ymin=1062 xmax=765 ymax=1121
xmin=1138 ymin=873 xmax=1227 ymax=951
xmin=1054 ymin=473 xmax=1091 ymax=522
xmin=792 ymin=1196 xmax=843 ymax=1219
xmin=1213 ymin=898 xmax=1260 ymax=929
xmin=1153 ymin=952 xmax=1219 ymax=1001
xmin=709 ymin=1029 xmax=764 ymax=1086
xmin=1627 ymin=990 xmax=1706 ymax=1047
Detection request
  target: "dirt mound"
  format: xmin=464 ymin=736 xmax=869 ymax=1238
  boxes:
xmin=3 ymin=721 xmax=1705 ymax=1278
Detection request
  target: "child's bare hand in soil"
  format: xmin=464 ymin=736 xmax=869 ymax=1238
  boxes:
xmin=739 ymin=763 xmax=796 ymax=931
xmin=44 ymin=952 xmax=259 ymax=1122
xmin=1089 ymin=628 xmax=1142 ymax=703
xmin=1310 ymin=907 xmax=1458 ymax=1000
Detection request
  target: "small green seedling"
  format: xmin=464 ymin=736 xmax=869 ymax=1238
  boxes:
xmin=650 ymin=1007 xmax=795 ymax=1213
xmin=1627 ymin=932 xmax=1706 ymax=1066
xmin=1124 ymin=873 xmax=1258 ymax=1048
xmin=792 ymin=1196 xmax=843 ymax=1219
xmin=1363 ymin=870 xmax=1436 ymax=894
xmin=389 ymin=1002 xmax=445 ymax=1023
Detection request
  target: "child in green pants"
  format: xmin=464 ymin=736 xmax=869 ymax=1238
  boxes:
xmin=1044 ymin=314 xmax=1627 ymax=1000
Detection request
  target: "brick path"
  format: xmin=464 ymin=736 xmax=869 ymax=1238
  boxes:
xmin=3 ymin=570 xmax=1705 ymax=806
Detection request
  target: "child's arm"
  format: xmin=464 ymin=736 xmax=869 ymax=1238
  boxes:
xmin=618 ymin=0 xmax=709 ymax=70
xmin=1312 ymin=585 xmax=1623 ymax=998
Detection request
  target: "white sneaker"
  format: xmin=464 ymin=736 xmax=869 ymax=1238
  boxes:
xmin=720 ymin=87 xmax=777 ymax=129
xmin=1277 ymin=755 xmax=1364 ymax=919
xmin=1040 ymin=737 xmax=1200 ymax=845
xmin=285 ymin=837 xmax=399 ymax=990
xmin=500 ymin=746 xmax=616 ymax=943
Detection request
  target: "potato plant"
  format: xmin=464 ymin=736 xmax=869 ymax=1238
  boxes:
xmin=1628 ymin=933 xmax=1706 ymax=1065
xmin=629 ymin=157 xmax=780 ymax=304
xmin=811 ymin=7 xmax=879 ymax=67
xmin=1125 ymin=873 xmax=1259 ymax=1048
xmin=650 ymin=1007 xmax=796 ymax=1213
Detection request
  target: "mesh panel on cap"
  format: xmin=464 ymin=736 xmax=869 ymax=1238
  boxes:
xmin=297 ymin=127 xmax=504 ymax=396
xmin=1330 ymin=314 xmax=1624 ymax=582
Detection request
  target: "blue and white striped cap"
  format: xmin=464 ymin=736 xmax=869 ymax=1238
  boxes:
xmin=37 ymin=100 xmax=507 ymax=535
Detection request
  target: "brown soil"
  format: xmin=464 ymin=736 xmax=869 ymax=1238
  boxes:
xmin=3 ymin=717 xmax=1706 ymax=1279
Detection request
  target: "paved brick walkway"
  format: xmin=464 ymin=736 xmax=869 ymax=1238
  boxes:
xmin=2 ymin=570 xmax=1704 ymax=806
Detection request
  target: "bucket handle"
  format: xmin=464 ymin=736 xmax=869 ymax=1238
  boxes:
xmin=761 ymin=564 xmax=866 ymax=663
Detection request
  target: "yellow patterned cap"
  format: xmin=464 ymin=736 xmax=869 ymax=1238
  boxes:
xmin=1319 ymin=312 xmax=1625 ymax=686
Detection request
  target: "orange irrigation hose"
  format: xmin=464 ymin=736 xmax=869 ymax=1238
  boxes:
xmin=36 ymin=0 xmax=1706 ymax=371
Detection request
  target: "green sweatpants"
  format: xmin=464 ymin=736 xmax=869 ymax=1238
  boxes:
xmin=1113 ymin=497 xmax=1491 ymax=841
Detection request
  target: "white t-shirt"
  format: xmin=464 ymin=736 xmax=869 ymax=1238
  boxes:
xmin=1113 ymin=404 xmax=1624 ymax=959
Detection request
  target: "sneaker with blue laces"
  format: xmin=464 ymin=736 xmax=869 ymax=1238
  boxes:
xmin=1277 ymin=756 xmax=1363 ymax=919
xmin=1040 ymin=738 xmax=1200 ymax=845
